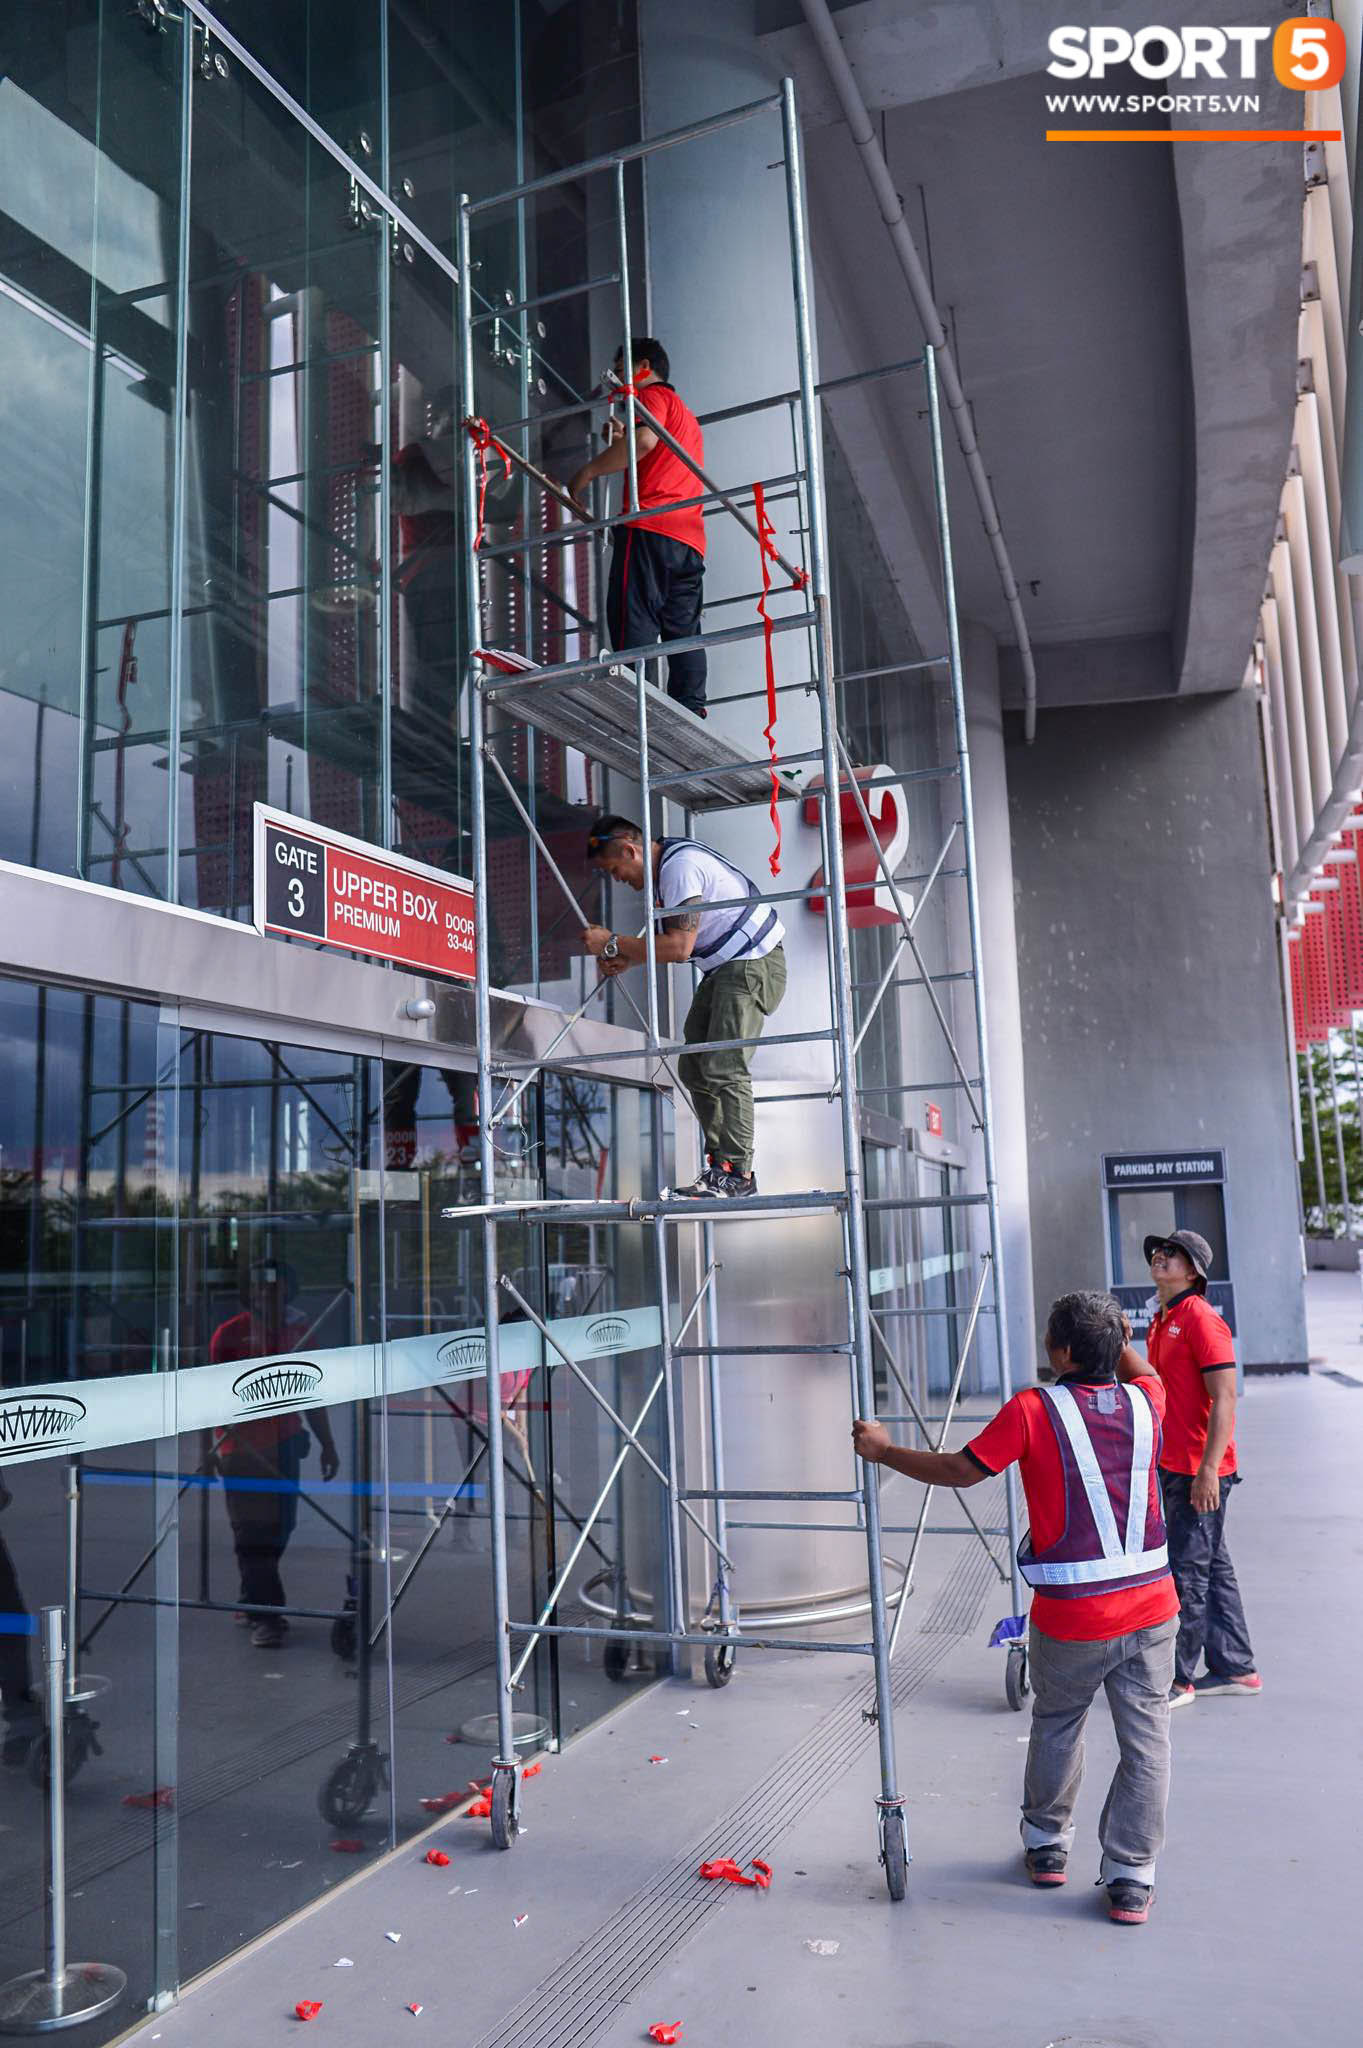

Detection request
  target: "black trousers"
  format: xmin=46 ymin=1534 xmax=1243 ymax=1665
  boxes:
xmin=1160 ymin=1469 xmax=1255 ymax=1684
xmin=606 ymin=527 xmax=706 ymax=714
xmin=219 ymin=1434 xmax=307 ymax=1611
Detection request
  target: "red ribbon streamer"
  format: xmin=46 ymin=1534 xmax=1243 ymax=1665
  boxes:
xmin=752 ymin=482 xmax=795 ymax=879
xmin=465 ymin=417 xmax=512 ymax=552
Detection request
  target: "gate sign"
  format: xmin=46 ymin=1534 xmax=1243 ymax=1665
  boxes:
xmin=253 ymin=804 xmax=476 ymax=980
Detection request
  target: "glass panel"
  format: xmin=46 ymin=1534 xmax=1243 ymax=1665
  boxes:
xmin=206 ymin=4 xmax=384 ymax=162
xmin=536 ymin=1072 xmax=662 ymax=1742
xmin=177 ymin=53 xmax=385 ymax=913
xmin=170 ymin=1027 xmax=389 ymax=1973
xmin=0 ymin=3 xmax=186 ymax=890
xmin=0 ymin=978 xmax=171 ymax=1390
xmin=0 ymin=976 xmax=177 ymax=2038
xmin=1110 ymin=1186 xmax=1228 ymax=1286
xmin=379 ymin=1053 xmax=552 ymax=1827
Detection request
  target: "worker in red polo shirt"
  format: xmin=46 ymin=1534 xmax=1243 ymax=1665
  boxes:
xmin=1137 ymin=1229 xmax=1261 ymax=1707
xmin=854 ymin=1290 xmax=1177 ymax=1926
xmin=569 ymin=338 xmax=708 ymax=717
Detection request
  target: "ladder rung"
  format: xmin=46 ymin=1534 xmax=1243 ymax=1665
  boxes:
xmin=671 ymin=1343 xmax=852 ymax=1356
xmin=681 ymin=1488 xmax=863 ymax=1502
xmin=872 ymin=1304 xmax=999 ymax=1319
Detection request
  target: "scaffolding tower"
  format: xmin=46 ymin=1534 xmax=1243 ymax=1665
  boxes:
xmin=449 ymin=79 xmax=1025 ymax=1903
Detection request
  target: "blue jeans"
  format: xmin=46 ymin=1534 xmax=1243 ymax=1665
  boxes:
xmin=1160 ymin=1469 xmax=1255 ymax=1684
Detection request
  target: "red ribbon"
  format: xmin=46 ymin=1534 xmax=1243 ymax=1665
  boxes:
xmin=465 ymin=416 xmax=512 ymax=552
xmin=752 ymin=482 xmax=793 ymax=878
xmin=698 ymin=1855 xmax=772 ymax=1889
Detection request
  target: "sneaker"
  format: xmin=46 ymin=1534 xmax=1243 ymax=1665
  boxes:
xmin=673 ymin=1158 xmax=717 ymax=1198
xmin=1190 ymin=1670 xmax=1262 ymax=1699
xmin=710 ymin=1163 xmax=758 ymax=1199
xmin=1024 ymin=1846 xmax=1068 ymax=1887
xmin=1169 ymin=1682 xmax=1196 ymax=1708
xmin=1106 ymin=1880 xmax=1153 ymax=1924
xmin=250 ymin=1619 xmax=286 ymax=1650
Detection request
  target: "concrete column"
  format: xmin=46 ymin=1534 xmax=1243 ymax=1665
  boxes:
xmin=637 ymin=0 xmax=854 ymax=1616
xmin=961 ymin=622 xmax=1037 ymax=1390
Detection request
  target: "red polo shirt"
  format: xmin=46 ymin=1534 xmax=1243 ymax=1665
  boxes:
xmin=624 ymin=384 xmax=706 ymax=557
xmin=1145 ymin=1288 xmax=1237 ymax=1477
xmin=965 ymin=1375 xmax=1179 ymax=1643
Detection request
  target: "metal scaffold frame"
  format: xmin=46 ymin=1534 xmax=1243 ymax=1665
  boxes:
xmin=449 ymin=79 xmax=1025 ymax=1902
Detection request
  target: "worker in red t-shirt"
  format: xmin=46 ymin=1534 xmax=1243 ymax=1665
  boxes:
xmin=854 ymin=1290 xmax=1177 ymax=1926
xmin=211 ymin=1260 xmax=339 ymax=1651
xmin=1134 ymin=1229 xmax=1260 ymax=1707
xmin=569 ymin=338 xmax=708 ymax=717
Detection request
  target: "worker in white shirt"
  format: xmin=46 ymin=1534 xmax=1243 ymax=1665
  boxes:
xmin=582 ymin=814 xmax=786 ymax=1197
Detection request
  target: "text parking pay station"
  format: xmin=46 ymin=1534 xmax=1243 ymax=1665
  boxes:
xmin=1101 ymin=1149 xmax=1236 ymax=1342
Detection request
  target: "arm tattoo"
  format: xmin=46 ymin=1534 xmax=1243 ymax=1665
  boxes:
xmin=663 ymin=898 xmax=702 ymax=936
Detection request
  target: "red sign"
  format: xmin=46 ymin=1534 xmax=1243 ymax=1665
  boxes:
xmin=925 ymin=1101 xmax=944 ymax=1138
xmin=802 ymin=764 xmax=911 ymax=927
xmin=253 ymin=805 xmax=476 ymax=980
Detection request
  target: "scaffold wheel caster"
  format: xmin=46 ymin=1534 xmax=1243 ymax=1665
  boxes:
xmin=704 ymin=1639 xmax=736 ymax=1689
xmin=330 ymin=1614 xmax=358 ymax=1662
xmin=489 ymin=1765 xmax=518 ymax=1850
xmin=880 ymin=1805 xmax=908 ymax=1903
xmin=603 ymin=1624 xmax=640 ymax=1683
xmin=26 ymin=1709 xmax=101 ymax=1789
xmin=318 ymin=1746 xmax=381 ymax=1827
xmin=1005 ymin=1643 xmax=1030 ymax=1713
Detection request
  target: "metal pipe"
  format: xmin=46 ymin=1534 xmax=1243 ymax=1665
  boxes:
xmin=458 ymin=195 xmax=517 ymax=1779
xmin=780 ymin=77 xmax=902 ymax=1829
xmin=480 ymin=607 xmax=817 ymax=695
xmin=797 ymin=0 xmax=1037 ymax=741
xmin=925 ymin=343 xmax=1026 ymax=1619
xmin=470 ymin=93 xmax=782 ymax=213
xmin=835 ymin=725 xmax=983 ymax=1122
xmin=696 ymin=353 xmax=928 ymax=427
xmin=505 ymin=1619 xmax=874 ymax=1655
xmin=497 ymin=1275 xmax=732 ymax=1569
xmin=1304 ymin=1046 xmax=1329 ymax=1218
xmin=1327 ymin=1032 xmax=1352 ymax=1231
xmin=508 ymin=1371 xmax=665 ymax=1690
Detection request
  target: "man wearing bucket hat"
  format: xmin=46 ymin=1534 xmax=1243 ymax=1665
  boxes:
xmin=1138 ymin=1229 xmax=1261 ymax=1707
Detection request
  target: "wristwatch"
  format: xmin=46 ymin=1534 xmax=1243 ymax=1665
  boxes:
xmin=602 ymin=933 xmax=620 ymax=960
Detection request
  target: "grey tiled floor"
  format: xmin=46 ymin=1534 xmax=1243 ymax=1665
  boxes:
xmin=116 ymin=1282 xmax=1357 ymax=2048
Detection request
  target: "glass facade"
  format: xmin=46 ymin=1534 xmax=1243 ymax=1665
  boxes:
xmin=0 ymin=0 xmax=637 ymax=1005
xmin=0 ymin=1 xmax=994 ymax=2022
xmin=0 ymin=5 xmax=671 ymax=2026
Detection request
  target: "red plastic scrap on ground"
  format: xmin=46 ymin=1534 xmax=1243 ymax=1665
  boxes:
xmin=122 ymin=1787 xmax=174 ymax=1810
xmin=419 ymin=1793 xmax=462 ymax=1813
xmin=406 ymin=2003 xmax=424 ymax=2018
xmin=465 ymin=1797 xmax=492 ymax=1818
xmin=294 ymin=2002 xmax=323 ymax=2022
xmin=698 ymin=1856 xmax=772 ymax=1890
xmin=522 ymin=1761 xmax=543 ymax=1779
xmin=424 ymin=1850 xmax=450 ymax=1867
xmin=330 ymin=1839 xmax=366 ymax=1854
xmin=648 ymin=2026 xmax=683 ymax=2044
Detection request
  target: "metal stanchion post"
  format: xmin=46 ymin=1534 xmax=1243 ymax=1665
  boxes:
xmin=0 ymin=1608 xmax=126 ymax=2032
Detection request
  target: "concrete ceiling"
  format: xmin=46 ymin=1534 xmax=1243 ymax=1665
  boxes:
xmin=760 ymin=0 xmax=1306 ymax=708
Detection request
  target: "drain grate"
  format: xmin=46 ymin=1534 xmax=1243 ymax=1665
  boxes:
xmin=473 ymin=1497 xmax=1002 ymax=2048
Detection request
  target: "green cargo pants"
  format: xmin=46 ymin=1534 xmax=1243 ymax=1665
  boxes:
xmin=677 ymin=945 xmax=786 ymax=1173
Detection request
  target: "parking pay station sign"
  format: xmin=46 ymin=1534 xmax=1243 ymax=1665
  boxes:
xmin=253 ymin=804 xmax=476 ymax=980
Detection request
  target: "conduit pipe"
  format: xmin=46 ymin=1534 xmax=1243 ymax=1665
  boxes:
xmin=797 ymin=0 xmax=1038 ymax=740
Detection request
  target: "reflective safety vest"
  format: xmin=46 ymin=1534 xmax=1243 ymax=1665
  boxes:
xmin=654 ymin=837 xmax=782 ymax=973
xmin=1018 ymin=1382 xmax=1170 ymax=1599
